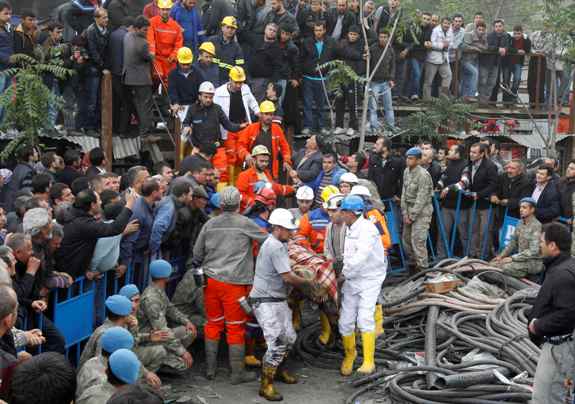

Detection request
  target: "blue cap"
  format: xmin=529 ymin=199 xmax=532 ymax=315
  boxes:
xmin=405 ymin=147 xmax=422 ymax=158
xmin=253 ymin=180 xmax=267 ymax=194
xmin=150 ymin=259 xmax=173 ymax=279
xmin=340 ymin=195 xmax=365 ymax=212
xmin=100 ymin=326 xmax=134 ymax=354
xmin=209 ymin=192 xmax=221 ymax=209
xmin=119 ymin=284 xmax=140 ymax=300
xmin=520 ymin=197 xmax=537 ymax=206
xmin=109 ymin=349 xmax=141 ymax=385
xmin=105 ymin=295 xmax=133 ymax=316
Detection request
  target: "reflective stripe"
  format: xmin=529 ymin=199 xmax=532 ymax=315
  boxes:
xmin=213 ymin=58 xmax=221 ymax=63
xmin=155 ymin=28 xmax=179 ymax=34
xmin=198 ymin=30 xmax=206 ymax=35
xmin=246 ymin=322 xmax=261 ymax=328
xmin=226 ymin=320 xmax=246 ymax=325
xmin=208 ymin=316 xmax=225 ymax=322
xmin=235 ymin=59 xmax=245 ymax=65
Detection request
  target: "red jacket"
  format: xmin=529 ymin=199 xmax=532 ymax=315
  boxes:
xmin=236 ymin=167 xmax=294 ymax=212
xmin=236 ymin=122 xmax=291 ymax=180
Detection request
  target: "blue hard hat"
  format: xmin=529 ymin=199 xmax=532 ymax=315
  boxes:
xmin=105 ymin=295 xmax=133 ymax=316
xmin=108 ymin=349 xmax=141 ymax=385
xmin=150 ymin=259 xmax=173 ymax=279
xmin=100 ymin=326 xmax=134 ymax=354
xmin=340 ymin=195 xmax=365 ymax=212
xmin=520 ymin=197 xmax=537 ymax=206
xmin=119 ymin=284 xmax=140 ymax=300
xmin=405 ymin=147 xmax=422 ymax=158
xmin=209 ymin=192 xmax=221 ymax=209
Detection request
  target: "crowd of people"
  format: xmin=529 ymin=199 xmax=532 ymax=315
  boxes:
xmin=0 ymin=0 xmax=570 ymax=140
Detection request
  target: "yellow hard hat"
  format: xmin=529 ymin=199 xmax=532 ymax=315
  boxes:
xmin=177 ymin=47 xmax=193 ymax=64
xmin=157 ymin=0 xmax=173 ymax=9
xmin=252 ymin=145 xmax=271 ymax=156
xmin=259 ymin=100 xmax=276 ymax=114
xmin=199 ymin=41 xmax=216 ymax=56
xmin=321 ymin=185 xmax=340 ymax=204
xmin=229 ymin=66 xmax=246 ymax=82
xmin=221 ymin=16 xmax=238 ymax=29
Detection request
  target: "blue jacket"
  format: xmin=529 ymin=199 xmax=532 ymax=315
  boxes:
xmin=120 ymin=196 xmax=156 ymax=266
xmin=306 ymin=166 xmax=346 ymax=194
xmin=170 ymin=3 xmax=205 ymax=53
xmin=0 ymin=25 xmax=12 ymax=70
xmin=149 ymin=196 xmax=176 ymax=257
xmin=250 ymin=215 xmax=271 ymax=232
xmin=167 ymin=65 xmax=202 ymax=105
xmin=308 ymin=207 xmax=330 ymax=231
xmin=193 ymin=61 xmax=221 ymax=87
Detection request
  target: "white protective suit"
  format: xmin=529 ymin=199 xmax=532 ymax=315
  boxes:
xmin=339 ymin=216 xmax=387 ymax=336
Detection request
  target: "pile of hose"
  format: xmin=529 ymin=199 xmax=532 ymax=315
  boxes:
xmin=293 ymin=258 xmax=540 ymax=403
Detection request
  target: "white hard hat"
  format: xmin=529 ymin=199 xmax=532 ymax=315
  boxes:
xmin=199 ymin=81 xmax=215 ymax=94
xmin=324 ymin=193 xmax=344 ymax=210
xmin=268 ymin=208 xmax=299 ymax=230
xmin=350 ymin=185 xmax=371 ymax=198
xmin=339 ymin=172 xmax=359 ymax=185
xmin=295 ymin=185 xmax=314 ymax=201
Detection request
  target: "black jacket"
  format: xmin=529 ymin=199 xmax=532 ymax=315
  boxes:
xmin=300 ymin=35 xmax=338 ymax=78
xmin=424 ymin=160 xmax=442 ymax=188
xmin=337 ymin=38 xmax=366 ymax=76
xmin=465 ymin=158 xmax=498 ymax=210
xmin=369 ymin=42 xmax=395 ymax=82
xmin=56 ymin=206 xmax=132 ymax=278
xmin=167 ymin=65 xmax=202 ymax=105
xmin=482 ymin=31 xmax=511 ymax=66
xmin=528 ymin=253 xmax=575 ymax=342
xmin=55 ymin=166 xmax=83 ymax=187
xmin=247 ymin=39 xmax=283 ymax=81
xmin=293 ymin=149 xmax=322 ymax=183
xmin=84 ymin=22 xmax=110 ymax=72
xmin=495 ymin=173 xmax=532 ymax=218
xmin=530 ymin=181 xmax=561 ymax=224
xmin=278 ymin=40 xmax=299 ymax=80
xmin=557 ymin=176 xmax=575 ymax=218
xmin=404 ymin=23 xmax=432 ymax=60
xmin=438 ymin=158 xmax=467 ymax=209
xmin=105 ymin=0 xmax=142 ymax=31
xmin=183 ymin=102 xmax=242 ymax=147
xmin=325 ymin=8 xmax=356 ymax=40
xmin=374 ymin=6 xmax=401 ymax=35
xmin=368 ymin=153 xmax=404 ymax=200
xmin=297 ymin=7 xmax=327 ymax=39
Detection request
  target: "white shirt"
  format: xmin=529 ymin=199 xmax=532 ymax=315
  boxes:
xmin=532 ymin=182 xmax=547 ymax=203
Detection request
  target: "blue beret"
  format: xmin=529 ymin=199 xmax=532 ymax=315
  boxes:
xmin=109 ymin=349 xmax=141 ymax=385
xmin=105 ymin=295 xmax=133 ymax=316
xmin=150 ymin=259 xmax=173 ymax=279
xmin=100 ymin=326 xmax=134 ymax=354
xmin=520 ymin=197 xmax=537 ymax=206
xmin=210 ymin=192 xmax=221 ymax=209
xmin=119 ymin=284 xmax=140 ymax=300
xmin=405 ymin=147 xmax=422 ymax=157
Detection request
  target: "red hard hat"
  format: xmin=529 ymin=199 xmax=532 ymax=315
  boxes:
xmin=255 ymin=187 xmax=277 ymax=207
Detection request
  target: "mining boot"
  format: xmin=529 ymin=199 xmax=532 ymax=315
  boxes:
xmin=260 ymin=365 xmax=283 ymax=401
xmin=205 ymin=339 xmax=219 ymax=380
xmin=275 ymin=360 xmax=298 ymax=384
xmin=229 ymin=344 xmax=257 ymax=385
xmin=340 ymin=333 xmax=357 ymax=376
xmin=374 ymin=304 xmax=385 ymax=337
xmin=318 ymin=311 xmax=331 ymax=346
xmin=245 ymin=338 xmax=262 ymax=367
xmin=357 ymin=331 xmax=376 ymax=375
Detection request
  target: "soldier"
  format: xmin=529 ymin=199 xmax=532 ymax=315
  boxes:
xmin=400 ymin=147 xmax=434 ymax=272
xmin=137 ymin=260 xmax=197 ymax=373
xmin=491 ymin=197 xmax=543 ymax=279
xmin=171 ymin=270 xmax=206 ymax=338
xmin=76 ymin=327 xmax=134 ymax=398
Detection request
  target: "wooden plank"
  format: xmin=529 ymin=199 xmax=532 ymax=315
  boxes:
xmin=100 ymin=70 xmax=113 ymax=172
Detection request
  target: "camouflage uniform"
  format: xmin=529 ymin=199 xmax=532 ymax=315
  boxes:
xmin=137 ymin=283 xmax=195 ymax=371
xmin=401 ymin=165 xmax=434 ymax=269
xmin=498 ymin=215 xmax=543 ymax=278
xmin=76 ymin=380 xmax=116 ymax=404
xmin=78 ymin=319 xmax=115 ymax=369
xmin=171 ymin=269 xmax=206 ymax=338
xmin=126 ymin=315 xmax=168 ymax=373
xmin=76 ymin=356 xmax=106 ymax=399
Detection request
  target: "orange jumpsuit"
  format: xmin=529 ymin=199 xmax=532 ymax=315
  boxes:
xmin=147 ymin=16 xmax=184 ymax=82
xmin=235 ymin=167 xmax=294 ymax=212
xmin=296 ymin=208 xmax=330 ymax=254
xmin=366 ymin=208 xmax=392 ymax=250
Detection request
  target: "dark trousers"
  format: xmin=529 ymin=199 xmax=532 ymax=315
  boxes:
xmin=112 ymin=74 xmax=134 ymax=134
xmin=335 ymin=83 xmax=359 ymax=129
xmin=302 ymin=78 xmax=326 ymax=131
xmin=528 ymin=56 xmax=547 ymax=106
xmin=129 ymin=85 xmax=154 ymax=135
xmin=77 ymin=70 xmax=101 ymax=131
xmin=18 ymin=307 xmax=66 ymax=354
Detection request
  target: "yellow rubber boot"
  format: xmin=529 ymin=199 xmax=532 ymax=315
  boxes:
xmin=340 ymin=333 xmax=357 ymax=376
xmin=244 ymin=338 xmax=261 ymax=367
xmin=259 ymin=365 xmax=283 ymax=401
xmin=357 ymin=332 xmax=376 ymax=375
xmin=374 ymin=304 xmax=384 ymax=337
xmin=291 ymin=300 xmax=303 ymax=331
xmin=318 ymin=311 xmax=331 ymax=346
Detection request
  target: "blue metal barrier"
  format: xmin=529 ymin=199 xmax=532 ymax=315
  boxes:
xmin=383 ymin=198 xmax=407 ymax=272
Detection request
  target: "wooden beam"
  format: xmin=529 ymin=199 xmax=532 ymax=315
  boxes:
xmin=100 ymin=70 xmax=113 ymax=172
xmin=174 ymin=117 xmax=181 ymax=171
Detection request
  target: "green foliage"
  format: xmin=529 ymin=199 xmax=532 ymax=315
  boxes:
xmin=403 ymin=97 xmax=472 ymax=141
xmin=317 ymin=59 xmax=366 ymax=97
xmin=0 ymin=54 xmax=73 ymax=159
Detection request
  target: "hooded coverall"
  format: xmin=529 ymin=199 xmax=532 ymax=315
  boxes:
xmin=147 ymin=15 xmax=184 ymax=82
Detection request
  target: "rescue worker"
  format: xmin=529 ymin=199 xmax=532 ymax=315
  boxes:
xmin=192 ymin=186 xmax=269 ymax=383
xmin=213 ymin=66 xmax=260 ymax=184
xmin=182 ymin=81 xmax=248 ymax=185
xmin=289 ymin=185 xmax=314 ymax=221
xmin=247 ymin=187 xmax=277 ymax=228
xmin=338 ymin=195 xmax=387 ymax=376
xmin=491 ymin=197 xmax=543 ymax=279
xmin=194 ymin=42 xmax=220 ymax=86
xmin=236 ymin=145 xmax=294 ymax=212
xmin=338 ymin=172 xmax=359 ymax=195
xmin=400 ymin=147 xmax=434 ymax=272
xmin=297 ymin=185 xmax=339 ymax=254
xmin=147 ymin=0 xmax=184 ymax=83
xmin=168 ymin=47 xmax=202 ymax=115
xmin=237 ymin=101 xmax=292 ymax=181
xmin=137 ymin=259 xmax=197 ymax=373
xmin=249 ymin=208 xmax=316 ymax=401
xmin=209 ymin=16 xmax=245 ymax=84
